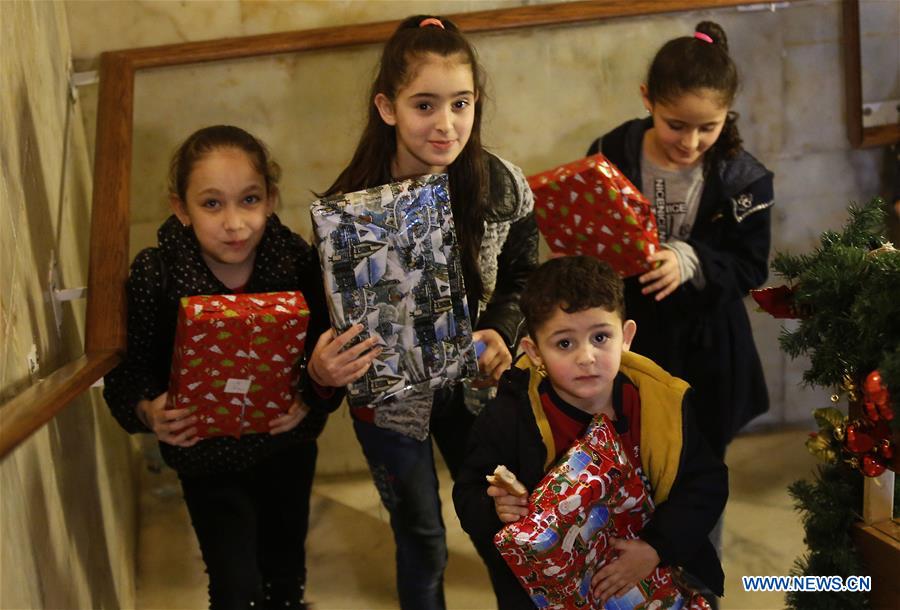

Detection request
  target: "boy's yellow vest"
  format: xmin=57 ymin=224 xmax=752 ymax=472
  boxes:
xmin=516 ymin=351 xmax=688 ymax=504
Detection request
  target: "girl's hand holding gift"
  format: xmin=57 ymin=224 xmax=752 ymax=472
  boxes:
xmin=268 ymin=399 xmax=310 ymax=435
xmin=307 ymin=324 xmax=382 ymax=388
xmin=590 ymin=537 xmax=660 ymax=604
xmin=472 ymin=329 xmax=512 ymax=387
xmin=137 ymin=392 xmax=199 ymax=447
xmin=639 ymin=248 xmax=681 ymax=301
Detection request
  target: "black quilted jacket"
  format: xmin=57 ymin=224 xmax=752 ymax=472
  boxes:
xmin=103 ymin=214 xmax=343 ymax=476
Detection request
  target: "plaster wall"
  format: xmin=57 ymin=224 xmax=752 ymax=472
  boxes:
xmin=1 ymin=1 xmax=138 ymax=608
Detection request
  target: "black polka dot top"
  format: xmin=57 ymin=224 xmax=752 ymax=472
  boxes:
xmin=103 ymin=214 xmax=343 ymax=476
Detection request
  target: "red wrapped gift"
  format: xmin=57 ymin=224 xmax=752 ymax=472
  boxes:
xmin=167 ymin=292 xmax=310 ymax=439
xmin=528 ymin=154 xmax=660 ymax=278
xmin=494 ymin=414 xmax=709 ymax=610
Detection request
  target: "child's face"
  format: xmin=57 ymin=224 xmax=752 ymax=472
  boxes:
xmin=523 ymin=306 xmax=636 ymax=414
xmin=641 ymin=86 xmax=729 ymax=168
xmin=172 ymin=147 xmax=274 ymax=282
xmin=374 ymin=52 xmax=477 ymax=178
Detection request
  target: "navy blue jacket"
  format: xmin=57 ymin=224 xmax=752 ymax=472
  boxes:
xmin=588 ymin=118 xmax=774 ymax=456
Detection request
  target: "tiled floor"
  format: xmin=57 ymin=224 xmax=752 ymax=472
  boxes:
xmin=136 ymin=427 xmax=818 ymax=610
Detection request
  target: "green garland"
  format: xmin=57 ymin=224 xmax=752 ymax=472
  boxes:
xmin=763 ymin=197 xmax=899 ymax=610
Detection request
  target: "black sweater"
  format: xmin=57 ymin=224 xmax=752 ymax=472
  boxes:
xmin=103 ymin=214 xmax=343 ymax=476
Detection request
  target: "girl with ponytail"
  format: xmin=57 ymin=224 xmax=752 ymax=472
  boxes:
xmin=588 ymin=21 xmax=775 ymax=461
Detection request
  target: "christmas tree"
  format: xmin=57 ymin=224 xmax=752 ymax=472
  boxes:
xmin=772 ymin=199 xmax=900 ymax=399
xmin=752 ymin=197 xmax=899 ymax=610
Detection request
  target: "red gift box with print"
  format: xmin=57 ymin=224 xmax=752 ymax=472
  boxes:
xmin=528 ymin=154 xmax=660 ymax=278
xmin=167 ymin=292 xmax=310 ymax=439
xmin=494 ymin=415 xmax=709 ymax=610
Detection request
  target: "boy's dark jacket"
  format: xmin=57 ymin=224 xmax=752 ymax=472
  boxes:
xmin=453 ymin=351 xmax=728 ymax=602
xmin=103 ymin=214 xmax=343 ymax=476
xmin=588 ymin=118 xmax=774 ymax=455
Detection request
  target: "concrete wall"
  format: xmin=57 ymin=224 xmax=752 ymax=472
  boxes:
xmin=0 ymin=1 xmax=138 ymax=608
xmin=63 ymin=0 xmax=897 ymax=474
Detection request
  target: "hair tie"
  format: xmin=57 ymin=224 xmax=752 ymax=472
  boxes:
xmin=419 ymin=17 xmax=445 ymax=29
xmin=694 ymin=31 xmax=714 ymax=44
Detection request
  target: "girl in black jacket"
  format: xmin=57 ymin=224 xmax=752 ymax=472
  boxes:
xmin=104 ymin=125 xmax=378 ymax=610
xmin=320 ymin=15 xmax=538 ymax=610
xmin=587 ymin=21 xmax=774 ymax=459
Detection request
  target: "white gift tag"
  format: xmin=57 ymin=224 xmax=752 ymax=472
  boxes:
xmin=224 ymin=378 xmax=252 ymax=394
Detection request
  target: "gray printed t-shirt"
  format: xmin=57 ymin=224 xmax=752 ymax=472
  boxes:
xmin=641 ymin=151 xmax=705 ymax=242
xmin=641 ymin=151 xmax=706 ymax=288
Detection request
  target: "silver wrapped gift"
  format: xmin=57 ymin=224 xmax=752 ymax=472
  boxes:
xmin=310 ymin=173 xmax=479 ymax=407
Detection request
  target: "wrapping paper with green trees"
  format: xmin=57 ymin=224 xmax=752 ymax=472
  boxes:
xmin=167 ymin=292 xmax=309 ymax=438
xmin=528 ymin=154 xmax=659 ymax=278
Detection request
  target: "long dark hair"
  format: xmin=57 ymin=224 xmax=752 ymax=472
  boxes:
xmin=168 ymin=125 xmax=280 ymax=200
xmin=646 ymin=21 xmax=743 ymax=172
xmin=323 ymin=15 xmax=486 ymax=299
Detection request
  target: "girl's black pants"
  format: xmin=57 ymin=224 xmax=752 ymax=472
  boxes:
xmin=178 ymin=441 xmax=317 ymax=610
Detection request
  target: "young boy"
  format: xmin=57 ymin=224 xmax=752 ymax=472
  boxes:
xmin=453 ymin=255 xmax=727 ymax=609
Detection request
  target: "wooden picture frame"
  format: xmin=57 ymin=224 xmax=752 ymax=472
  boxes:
xmin=0 ymin=0 xmax=751 ymax=458
xmin=842 ymin=0 xmax=900 ymax=148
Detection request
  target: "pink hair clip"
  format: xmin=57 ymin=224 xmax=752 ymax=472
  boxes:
xmin=694 ymin=32 xmax=713 ymax=44
xmin=419 ymin=17 xmax=445 ymax=29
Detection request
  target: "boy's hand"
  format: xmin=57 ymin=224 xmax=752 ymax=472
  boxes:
xmin=137 ymin=392 xmax=199 ymax=447
xmin=487 ymin=484 xmax=529 ymax=523
xmin=591 ymin=538 xmax=660 ymax=604
xmin=268 ymin=399 xmax=310 ymax=435
xmin=639 ymin=249 xmax=680 ymax=301
xmin=472 ymin=329 xmax=512 ymax=387
xmin=308 ymin=324 xmax=382 ymax=387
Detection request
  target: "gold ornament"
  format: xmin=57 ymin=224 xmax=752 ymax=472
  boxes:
xmin=833 ymin=423 xmax=845 ymax=442
xmin=842 ymin=374 xmax=859 ymax=403
xmin=831 ymin=394 xmax=840 ymax=403
xmin=805 ymin=433 xmax=839 ymax=464
xmin=813 ymin=407 xmax=847 ymax=431
xmin=865 ymin=242 xmax=896 ymax=259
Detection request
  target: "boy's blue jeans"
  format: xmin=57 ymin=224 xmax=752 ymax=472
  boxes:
xmin=352 ymin=391 xmax=475 ymax=610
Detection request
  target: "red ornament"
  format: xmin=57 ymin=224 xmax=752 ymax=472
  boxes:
xmin=861 ymin=454 xmax=887 ymax=477
xmin=750 ymin=285 xmax=798 ymax=319
xmin=863 ymin=402 xmax=877 ymax=421
xmin=844 ymin=422 xmax=875 ymax=454
xmin=862 ymin=370 xmax=893 ymax=421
